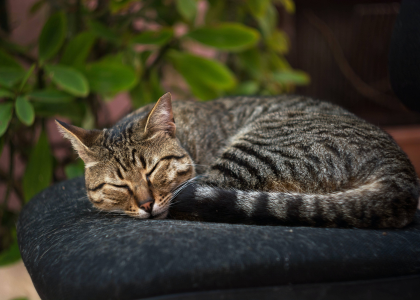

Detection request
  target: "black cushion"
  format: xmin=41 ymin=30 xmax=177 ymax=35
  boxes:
xmin=17 ymin=177 xmax=420 ymax=300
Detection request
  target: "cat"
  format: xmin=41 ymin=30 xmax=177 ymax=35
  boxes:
xmin=56 ymin=92 xmax=420 ymax=228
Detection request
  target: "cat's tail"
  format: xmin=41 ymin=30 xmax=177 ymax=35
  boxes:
xmin=169 ymin=180 xmax=419 ymax=228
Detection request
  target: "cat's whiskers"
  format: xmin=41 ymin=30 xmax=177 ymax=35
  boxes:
xmin=94 ymin=207 xmax=126 ymax=217
xmin=170 ymin=176 xmax=201 ymax=202
xmin=77 ymin=195 xmax=89 ymax=201
xmin=184 ymin=163 xmax=208 ymax=167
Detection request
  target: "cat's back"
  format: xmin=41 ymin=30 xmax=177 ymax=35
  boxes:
xmin=187 ymin=96 xmax=416 ymax=195
xmin=119 ymin=95 xmax=352 ymax=126
xmin=182 ymin=95 xmax=355 ymax=123
xmin=116 ymin=95 xmax=390 ymax=166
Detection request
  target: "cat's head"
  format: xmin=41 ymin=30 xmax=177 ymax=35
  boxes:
xmin=56 ymin=93 xmax=195 ymax=219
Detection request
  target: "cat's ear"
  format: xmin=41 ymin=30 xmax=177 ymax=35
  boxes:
xmin=55 ymin=120 xmax=102 ymax=164
xmin=144 ymin=92 xmax=176 ymax=137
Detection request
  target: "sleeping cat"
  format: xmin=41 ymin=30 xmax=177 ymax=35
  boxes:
xmin=56 ymin=93 xmax=419 ymax=228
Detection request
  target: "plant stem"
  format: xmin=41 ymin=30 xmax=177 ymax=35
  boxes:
xmin=0 ymin=0 xmax=9 ymax=33
xmin=3 ymin=141 xmax=14 ymax=208
xmin=37 ymin=65 xmax=45 ymax=89
xmin=75 ymin=0 xmax=82 ymax=33
xmin=0 ymin=37 xmax=37 ymax=64
xmin=0 ymin=168 xmax=23 ymax=201
xmin=143 ymin=42 xmax=173 ymax=80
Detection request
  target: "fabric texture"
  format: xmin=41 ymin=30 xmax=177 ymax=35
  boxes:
xmin=17 ymin=177 xmax=420 ymax=300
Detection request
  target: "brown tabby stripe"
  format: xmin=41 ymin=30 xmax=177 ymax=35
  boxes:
xmin=116 ymin=168 xmax=124 ymax=180
xmin=114 ymin=156 xmax=127 ymax=171
xmin=177 ymin=168 xmax=192 ymax=177
xmin=211 ymin=164 xmax=243 ymax=182
xmin=88 ymin=183 xmax=132 ymax=195
xmin=147 ymin=155 xmax=186 ymax=176
xmin=160 ymin=155 xmax=186 ymax=161
xmin=139 ymin=154 xmax=147 ymax=168
xmin=88 ymin=183 xmax=105 ymax=191
xmin=220 ymin=151 xmax=264 ymax=182
xmin=131 ymin=149 xmax=137 ymax=165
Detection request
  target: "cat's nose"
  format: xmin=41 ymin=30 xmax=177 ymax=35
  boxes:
xmin=139 ymin=198 xmax=154 ymax=213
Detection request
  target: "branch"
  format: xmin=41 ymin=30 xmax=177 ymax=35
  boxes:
xmin=0 ymin=32 xmax=37 ymax=64
xmin=0 ymin=168 xmax=24 ymax=201
xmin=1 ymin=142 xmax=24 ymax=204
xmin=143 ymin=42 xmax=173 ymax=79
xmin=0 ymin=0 xmax=9 ymax=33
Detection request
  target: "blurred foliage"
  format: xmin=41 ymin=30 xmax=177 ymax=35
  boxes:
xmin=0 ymin=0 xmax=308 ymax=265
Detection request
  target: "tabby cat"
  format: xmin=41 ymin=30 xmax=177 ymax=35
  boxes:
xmin=57 ymin=93 xmax=419 ymax=228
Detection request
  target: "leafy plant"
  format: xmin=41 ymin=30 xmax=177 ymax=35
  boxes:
xmin=0 ymin=0 xmax=308 ymax=265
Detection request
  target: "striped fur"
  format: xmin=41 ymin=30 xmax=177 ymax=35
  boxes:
xmin=58 ymin=93 xmax=420 ymax=228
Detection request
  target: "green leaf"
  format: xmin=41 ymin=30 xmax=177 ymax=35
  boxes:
xmin=0 ymin=239 xmax=21 ymax=267
xmin=33 ymin=101 xmax=85 ymax=123
xmin=232 ymin=81 xmax=259 ymax=95
xmin=0 ymin=102 xmax=13 ymax=137
xmin=169 ymin=51 xmax=236 ymax=91
xmin=129 ymin=69 xmax=164 ymax=108
xmin=23 ymin=131 xmax=53 ymax=202
xmin=88 ymin=20 xmax=119 ymax=43
xmin=15 ymin=96 xmax=35 ymax=126
xmin=29 ymin=0 xmax=46 ymax=15
xmin=38 ymin=11 xmax=67 ymax=62
xmin=247 ymin=0 xmax=270 ymax=18
xmin=256 ymin=3 xmax=277 ymax=37
xmin=130 ymin=82 xmax=154 ymax=109
xmin=176 ymin=0 xmax=197 ymax=21
xmin=272 ymin=70 xmax=310 ymax=85
xmin=0 ymin=49 xmax=23 ymax=69
xmin=205 ymin=0 xmax=225 ymax=25
xmin=0 ymin=87 xmax=14 ymax=98
xmin=84 ymin=62 xmax=137 ymax=95
xmin=81 ymin=107 xmax=95 ymax=129
xmin=238 ymin=48 xmax=263 ymax=79
xmin=267 ymin=30 xmax=289 ymax=54
xmin=0 ymin=67 xmax=26 ymax=87
xmin=45 ymin=64 xmax=89 ymax=97
xmin=277 ymin=0 xmax=295 ymax=14
xmin=149 ymin=68 xmax=165 ymax=101
xmin=109 ymin=0 xmax=137 ymax=13
xmin=65 ymin=159 xmax=84 ymax=179
xmin=187 ymin=23 xmax=259 ymax=52
xmin=61 ymin=32 xmax=96 ymax=67
xmin=100 ymin=52 xmax=125 ymax=65
xmin=268 ymin=52 xmax=291 ymax=71
xmin=139 ymin=51 xmax=152 ymax=65
xmin=131 ymin=28 xmax=173 ymax=46
xmin=19 ymin=64 xmax=36 ymax=91
xmin=186 ymin=78 xmax=220 ymax=101
xmin=28 ymin=89 xmax=74 ymax=103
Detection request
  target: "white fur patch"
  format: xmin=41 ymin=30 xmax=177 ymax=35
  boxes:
xmin=137 ymin=208 xmax=150 ymax=219
xmin=265 ymin=192 xmax=289 ymax=220
xmin=196 ymin=186 xmax=216 ymax=200
xmin=85 ymin=162 xmax=99 ymax=168
xmin=235 ymin=191 xmax=260 ymax=216
xmin=152 ymin=202 xmax=167 ymax=216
